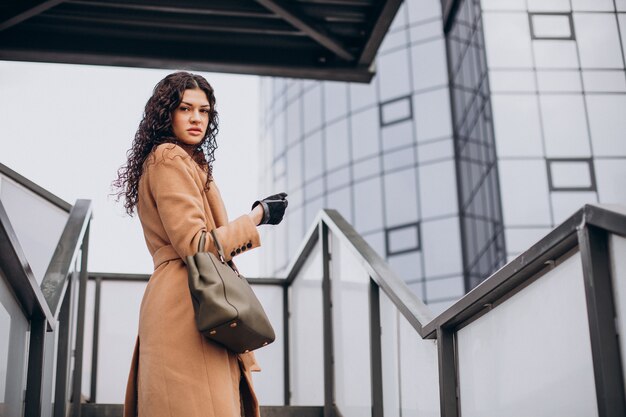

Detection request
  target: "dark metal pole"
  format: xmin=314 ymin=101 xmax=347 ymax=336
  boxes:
xmin=321 ymin=222 xmax=335 ymax=417
xmin=54 ymin=278 xmax=73 ymax=417
xmin=369 ymin=279 xmax=384 ymax=417
xmin=283 ymin=283 xmax=291 ymax=406
xmin=90 ymin=276 xmax=102 ymax=403
xmin=25 ymin=316 xmax=46 ymax=417
xmin=579 ymin=224 xmax=626 ymax=417
xmin=71 ymin=225 xmax=90 ymax=417
xmin=437 ymin=327 xmax=458 ymax=417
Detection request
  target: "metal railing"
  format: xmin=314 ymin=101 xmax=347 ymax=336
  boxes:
xmin=0 ymin=162 xmax=93 ymax=417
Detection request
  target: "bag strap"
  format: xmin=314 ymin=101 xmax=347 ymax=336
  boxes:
xmin=210 ymin=229 xmax=226 ymax=263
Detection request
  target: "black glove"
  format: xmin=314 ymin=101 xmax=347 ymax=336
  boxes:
xmin=252 ymin=192 xmax=288 ymax=225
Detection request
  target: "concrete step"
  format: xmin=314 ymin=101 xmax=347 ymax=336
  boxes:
xmin=81 ymin=403 xmax=324 ymax=417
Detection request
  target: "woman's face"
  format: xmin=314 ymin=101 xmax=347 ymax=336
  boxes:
xmin=171 ymin=88 xmax=211 ymax=146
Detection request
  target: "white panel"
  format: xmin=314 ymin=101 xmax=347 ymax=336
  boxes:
xmin=417 ymin=139 xmax=453 ymax=164
xmin=609 ymin=234 xmax=626 ymax=392
xmin=499 ymin=160 xmax=552 ymax=226
xmin=380 ymin=293 xmax=401 ymax=417
xmin=551 ymin=191 xmax=597 ymax=223
xmin=483 ymin=12 xmax=533 ymax=68
xmin=572 ymin=0 xmax=615 ymax=11
xmin=492 ymin=95 xmax=543 ymax=157
xmin=0 ymin=175 xmax=69 ymax=284
xmin=410 ymin=38 xmax=448 ymax=91
xmin=489 ymin=70 xmax=536 ymax=93
xmin=331 ymin=234 xmax=371 ymax=417
xmin=528 ymin=0 xmax=571 ymax=12
xmin=457 ymin=252 xmax=598 ymax=417
xmin=421 ymin=217 xmax=462 ymax=277
xmin=384 ymin=168 xmax=418 ymax=227
xmin=582 ymin=71 xmax=626 ymax=93
xmin=536 ymin=71 xmax=582 ymax=93
xmin=481 ymin=0 xmax=525 ymax=10
xmin=586 ymin=95 xmax=626 ymax=157
xmin=540 ymin=95 xmax=590 ymax=158
xmin=618 ymin=0 xmax=626 ymax=11
xmin=250 ymin=285 xmax=285 ymax=405
xmin=531 ymin=15 xmax=572 ymax=38
xmin=324 ymin=82 xmax=348 ymax=122
xmin=379 ymin=48 xmax=411 ymax=102
xmin=418 ymin=160 xmax=457 ymax=218
xmin=0 ymin=270 xmax=30 ymax=416
xmin=414 ymin=89 xmax=452 ymax=141
xmin=595 ymin=160 xmax=626 ymax=205
xmin=533 ymin=41 xmax=579 ymax=68
xmin=575 ymin=13 xmax=624 ymax=69
xmin=398 ymin=312 xmax=440 ymax=417
xmin=290 ymin=242 xmax=324 ymax=406
xmin=504 ymin=227 xmax=552 ymax=253
xmin=349 ymin=82 xmax=377 ymax=113
xmin=96 ymin=281 xmax=146 ymax=402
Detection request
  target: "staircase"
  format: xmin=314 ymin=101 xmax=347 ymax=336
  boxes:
xmin=2 ymin=161 xmax=626 ymax=416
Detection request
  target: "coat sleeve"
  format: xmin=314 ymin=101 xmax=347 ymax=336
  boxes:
xmin=147 ymin=145 xmax=260 ymax=262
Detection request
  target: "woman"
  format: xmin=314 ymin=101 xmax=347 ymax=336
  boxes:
xmin=114 ymin=71 xmax=287 ymax=417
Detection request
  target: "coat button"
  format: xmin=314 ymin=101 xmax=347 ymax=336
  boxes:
xmin=230 ymin=251 xmax=236 ymax=257
xmin=246 ymin=242 xmax=252 ymax=248
xmin=236 ymin=248 xmax=241 ymax=254
xmin=241 ymin=245 xmax=246 ymax=251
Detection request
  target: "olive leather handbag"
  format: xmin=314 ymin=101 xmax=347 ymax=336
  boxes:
xmin=186 ymin=230 xmax=275 ymax=353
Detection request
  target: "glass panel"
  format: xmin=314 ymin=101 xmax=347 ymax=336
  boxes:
xmin=540 ymin=95 xmax=590 ymax=157
xmin=417 ymin=139 xmax=453 ymax=164
xmin=0 ymin=270 xmax=30 ymax=417
xmin=536 ymin=71 xmax=582 ymax=92
xmin=489 ymin=70 xmax=536 ymax=92
xmin=481 ymin=0 xmax=525 ymax=10
xmin=379 ymin=292 xmax=400 ymax=417
xmin=574 ymin=13 xmax=623 ymax=69
xmin=582 ymin=70 xmax=626 ymax=92
xmin=397 ymin=305 xmax=440 ymax=417
xmin=349 ymin=81 xmax=377 ymax=113
xmin=350 ymin=108 xmax=380 ymax=160
xmin=595 ymin=160 xmax=626 ymax=205
xmin=250 ymin=285 xmax=285 ymax=405
xmin=551 ymin=191 xmax=597 ymax=223
xmin=383 ymin=144 xmax=415 ymax=171
xmin=531 ymin=14 xmax=572 ymax=38
xmin=0 ymin=175 xmax=69 ymax=284
xmin=382 ymin=120 xmax=414 ymax=151
xmin=325 ymin=120 xmax=350 ymax=171
xmin=378 ymin=49 xmax=411 ymax=102
xmin=304 ymin=131 xmax=323 ymax=181
xmin=413 ymin=89 xmax=452 ymax=142
xmin=425 ymin=276 xmax=464 ymax=300
xmin=421 ymin=217 xmax=463 ymax=277
xmin=330 ymin=234 xmax=371 ymax=417
xmin=286 ymin=99 xmax=302 ymax=145
xmin=383 ymin=168 xmax=418 ymax=227
xmin=353 ymin=156 xmax=380 ymax=181
xmin=533 ymin=40 xmax=579 ymax=68
xmin=381 ymin=97 xmax=411 ymax=126
xmin=303 ymin=86 xmax=322 ymax=135
xmin=528 ymin=0 xmax=571 ymax=12
xmin=410 ymin=38 xmax=448 ymax=91
xmin=353 ymin=177 xmax=383 ymax=233
xmin=324 ymin=82 xmax=348 ymax=123
xmin=572 ymin=0 xmax=615 ymax=11
xmin=96 ymin=281 xmax=146 ymax=402
xmin=457 ymin=251 xmax=598 ymax=417
xmin=387 ymin=224 xmax=419 ymax=254
xmin=609 ymin=234 xmax=626 ymax=391
xmin=326 ymin=186 xmax=353 ymax=224
xmin=388 ymin=251 xmax=422 ymax=282
xmin=290 ymin=242 xmax=323 ymax=405
xmin=418 ymin=160 xmax=457 ymax=218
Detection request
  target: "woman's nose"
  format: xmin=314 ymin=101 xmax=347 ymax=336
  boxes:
xmin=190 ymin=110 xmax=201 ymax=122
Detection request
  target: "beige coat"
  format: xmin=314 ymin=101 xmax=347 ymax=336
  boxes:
xmin=124 ymin=143 xmax=262 ymax=417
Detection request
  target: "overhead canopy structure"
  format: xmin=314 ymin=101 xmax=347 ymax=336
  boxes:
xmin=0 ymin=0 xmax=402 ymax=82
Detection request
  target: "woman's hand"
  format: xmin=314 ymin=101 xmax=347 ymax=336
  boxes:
xmin=251 ymin=192 xmax=288 ymax=225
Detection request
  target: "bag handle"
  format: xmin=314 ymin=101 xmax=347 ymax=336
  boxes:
xmin=198 ymin=230 xmax=226 ymax=263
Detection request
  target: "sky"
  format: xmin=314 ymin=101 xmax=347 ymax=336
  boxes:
xmin=0 ymin=60 xmax=262 ymax=275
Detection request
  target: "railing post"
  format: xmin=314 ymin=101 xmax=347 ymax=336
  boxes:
xmin=369 ymin=279 xmax=384 ymax=417
xmin=579 ymin=224 xmax=626 ymax=417
xmin=321 ymin=222 xmax=335 ymax=417
xmin=25 ymin=316 xmax=47 ymax=417
xmin=54 ymin=277 xmax=73 ymax=417
xmin=71 ymin=225 xmax=90 ymax=417
xmin=283 ymin=283 xmax=291 ymax=406
xmin=437 ymin=327 xmax=458 ymax=417
xmin=90 ymin=275 xmax=102 ymax=403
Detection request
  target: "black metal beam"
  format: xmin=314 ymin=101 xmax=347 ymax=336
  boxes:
xmin=90 ymin=276 xmax=102 ymax=403
xmin=579 ymin=224 xmax=626 ymax=417
xmin=255 ymin=0 xmax=355 ymax=61
xmin=0 ymin=200 xmax=55 ymax=326
xmin=320 ymin=223 xmax=335 ymax=417
xmin=357 ymin=0 xmax=402 ymax=65
xmin=0 ymin=0 xmax=65 ymax=31
xmin=71 ymin=225 xmax=90 ymax=416
xmin=283 ymin=284 xmax=291 ymax=406
xmin=41 ymin=199 xmax=93 ymax=317
xmin=369 ymin=279 xmax=383 ymax=417
xmin=437 ymin=327 xmax=458 ymax=417
xmin=53 ymin=279 xmax=74 ymax=417
xmin=0 ymin=162 xmax=71 ymax=212
xmin=24 ymin=317 xmax=47 ymax=417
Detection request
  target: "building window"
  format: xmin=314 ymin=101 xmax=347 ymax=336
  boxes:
xmin=385 ymin=222 xmax=420 ymax=256
xmin=379 ymin=95 xmax=413 ymax=127
xmin=547 ymin=158 xmax=596 ymax=191
xmin=529 ymin=13 xmax=575 ymax=40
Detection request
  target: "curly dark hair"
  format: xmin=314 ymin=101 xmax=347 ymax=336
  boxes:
xmin=113 ymin=71 xmax=219 ymax=216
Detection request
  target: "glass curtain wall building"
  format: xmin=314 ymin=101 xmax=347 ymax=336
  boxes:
xmin=259 ymin=0 xmax=626 ymax=312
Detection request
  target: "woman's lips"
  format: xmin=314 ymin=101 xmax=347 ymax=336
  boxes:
xmin=187 ymin=128 xmax=202 ymax=136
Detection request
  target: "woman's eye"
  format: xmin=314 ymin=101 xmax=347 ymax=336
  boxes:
xmin=201 ymin=109 xmax=209 ymax=113
xmin=180 ymin=106 xmax=189 ymax=111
